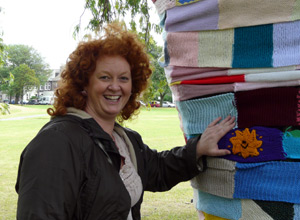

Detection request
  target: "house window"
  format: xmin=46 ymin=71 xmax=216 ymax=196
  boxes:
xmin=45 ymin=82 xmax=51 ymax=90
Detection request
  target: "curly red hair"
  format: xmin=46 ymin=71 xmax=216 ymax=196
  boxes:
xmin=47 ymin=23 xmax=152 ymax=122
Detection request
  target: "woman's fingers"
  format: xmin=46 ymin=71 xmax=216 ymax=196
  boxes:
xmin=207 ymin=116 xmax=222 ymax=127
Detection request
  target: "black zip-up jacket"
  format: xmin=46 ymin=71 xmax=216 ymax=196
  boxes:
xmin=16 ymin=114 xmax=202 ymax=220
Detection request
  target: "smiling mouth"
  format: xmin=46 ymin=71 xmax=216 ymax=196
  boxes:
xmin=104 ymin=95 xmax=121 ymax=101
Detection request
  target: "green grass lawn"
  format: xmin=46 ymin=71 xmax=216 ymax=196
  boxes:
xmin=0 ymin=105 xmax=198 ymax=220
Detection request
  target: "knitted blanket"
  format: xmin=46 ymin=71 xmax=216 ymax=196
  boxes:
xmin=166 ymin=65 xmax=300 ymax=84
xmin=176 ymin=87 xmax=300 ymax=135
xmin=162 ymin=0 xmax=300 ymax=32
xmin=171 ymin=71 xmax=300 ymax=85
xmin=191 ymin=157 xmax=300 ymax=203
xmin=165 ymin=21 xmax=300 ymax=68
xmin=194 ymin=189 xmax=299 ymax=220
xmin=172 ymin=81 xmax=300 ymax=101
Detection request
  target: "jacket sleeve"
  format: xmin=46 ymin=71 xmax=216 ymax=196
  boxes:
xmin=129 ymin=129 xmax=204 ymax=192
xmin=15 ymin=127 xmax=83 ymax=220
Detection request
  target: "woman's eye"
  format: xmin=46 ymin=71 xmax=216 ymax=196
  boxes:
xmin=99 ymin=75 xmax=110 ymax=80
xmin=120 ymin=76 xmax=130 ymax=81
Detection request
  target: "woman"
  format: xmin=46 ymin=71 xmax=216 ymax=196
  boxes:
xmin=16 ymin=23 xmax=235 ymax=220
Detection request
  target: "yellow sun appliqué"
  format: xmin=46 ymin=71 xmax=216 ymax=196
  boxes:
xmin=229 ymin=128 xmax=263 ymax=158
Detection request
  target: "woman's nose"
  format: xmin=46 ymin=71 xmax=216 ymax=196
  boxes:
xmin=108 ymin=80 xmax=120 ymax=90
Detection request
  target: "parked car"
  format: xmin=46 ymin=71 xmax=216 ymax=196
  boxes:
xmin=27 ymin=99 xmax=38 ymax=105
xmin=150 ymin=101 xmax=160 ymax=107
xmin=162 ymin=101 xmax=175 ymax=107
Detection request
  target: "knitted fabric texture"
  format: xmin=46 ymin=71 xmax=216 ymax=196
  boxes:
xmin=282 ymin=129 xmax=300 ymax=159
xmin=195 ymin=190 xmax=242 ymax=220
xmin=193 ymin=157 xmax=300 ymax=203
xmin=166 ymin=21 xmax=300 ymax=68
xmin=195 ymin=189 xmax=298 ymax=220
xmin=164 ymin=0 xmax=300 ymax=32
xmin=191 ymin=158 xmax=236 ymax=198
xmin=218 ymin=127 xmax=285 ymax=163
xmin=234 ymin=80 xmax=300 ymax=93
xmin=253 ymin=200 xmax=295 ymax=220
xmin=234 ymin=161 xmax=300 ymax=203
xmin=202 ymin=212 xmax=229 ymax=220
xmin=171 ymin=81 xmax=300 ymax=101
xmin=171 ymin=84 xmax=234 ymax=101
xmin=235 ymin=87 xmax=300 ymax=127
xmin=176 ymin=93 xmax=237 ymax=135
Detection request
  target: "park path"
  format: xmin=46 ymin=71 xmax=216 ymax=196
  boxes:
xmin=0 ymin=114 xmax=48 ymax=121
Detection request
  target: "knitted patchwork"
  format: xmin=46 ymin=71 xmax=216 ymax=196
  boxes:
xmin=171 ymin=84 xmax=234 ymax=101
xmin=166 ymin=21 xmax=300 ymax=68
xmin=282 ymin=129 xmax=300 ymax=159
xmin=191 ymin=158 xmax=236 ymax=198
xmin=167 ymin=65 xmax=300 ymax=84
xmin=195 ymin=190 xmax=242 ymax=220
xmin=232 ymin=24 xmax=273 ymax=68
xmin=253 ymin=200 xmax=294 ymax=220
xmin=234 ymin=81 xmax=300 ymax=93
xmin=194 ymin=189 xmax=298 ymax=220
xmin=176 ymin=93 xmax=237 ymax=135
xmin=240 ymin=200 xmax=273 ymax=220
xmin=163 ymin=0 xmax=300 ymax=32
xmin=165 ymin=0 xmax=219 ymax=32
xmin=192 ymin=157 xmax=300 ymax=203
xmin=273 ymin=21 xmax=300 ymax=67
xmin=235 ymin=87 xmax=300 ymax=127
xmin=170 ymin=69 xmax=300 ymax=85
xmin=234 ymin=161 xmax=300 ymax=203
xmin=218 ymin=127 xmax=285 ymax=163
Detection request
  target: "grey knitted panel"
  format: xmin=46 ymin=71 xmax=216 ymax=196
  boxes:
xmin=177 ymin=93 xmax=237 ymax=135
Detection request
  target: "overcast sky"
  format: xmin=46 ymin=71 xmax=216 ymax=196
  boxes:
xmin=0 ymin=0 xmax=162 ymax=70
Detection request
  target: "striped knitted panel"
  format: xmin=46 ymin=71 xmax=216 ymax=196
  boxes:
xmin=235 ymin=87 xmax=300 ymax=127
xmin=218 ymin=127 xmax=285 ymax=163
xmin=196 ymin=190 xmax=242 ymax=220
xmin=176 ymin=93 xmax=237 ymax=135
xmin=282 ymin=130 xmax=300 ymax=159
xmin=166 ymin=21 xmax=300 ymax=68
xmin=253 ymin=200 xmax=294 ymax=220
xmin=234 ymin=161 xmax=300 ymax=203
xmin=191 ymin=158 xmax=236 ymax=198
xmin=232 ymin=24 xmax=273 ymax=68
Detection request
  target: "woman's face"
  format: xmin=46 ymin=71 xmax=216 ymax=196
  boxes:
xmin=85 ymin=55 xmax=132 ymax=121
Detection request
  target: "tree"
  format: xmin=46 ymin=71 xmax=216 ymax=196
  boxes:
xmin=3 ymin=45 xmax=51 ymax=86
xmin=145 ymin=38 xmax=171 ymax=106
xmin=12 ymin=64 xmax=39 ymax=104
xmin=74 ymin=0 xmax=161 ymax=48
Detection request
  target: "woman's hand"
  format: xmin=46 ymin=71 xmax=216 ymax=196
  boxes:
xmin=196 ymin=116 xmax=235 ymax=159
